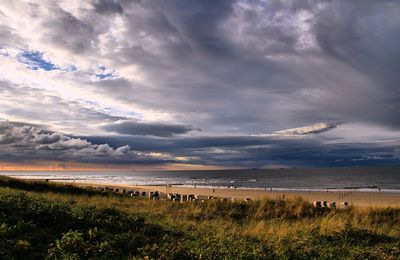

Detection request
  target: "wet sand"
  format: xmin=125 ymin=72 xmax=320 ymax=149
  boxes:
xmin=71 ymin=181 xmax=400 ymax=207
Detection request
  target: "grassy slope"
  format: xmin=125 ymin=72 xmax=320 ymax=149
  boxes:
xmin=0 ymin=176 xmax=399 ymax=259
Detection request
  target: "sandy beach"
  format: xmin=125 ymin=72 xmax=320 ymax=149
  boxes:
xmin=70 ymin=181 xmax=400 ymax=207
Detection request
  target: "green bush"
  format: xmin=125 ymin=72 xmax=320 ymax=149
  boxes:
xmin=0 ymin=192 xmax=176 ymax=259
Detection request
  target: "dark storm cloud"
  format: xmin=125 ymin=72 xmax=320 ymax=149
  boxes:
xmin=92 ymin=0 xmax=123 ymax=14
xmin=102 ymin=120 xmax=200 ymax=137
xmin=47 ymin=0 xmax=295 ymax=135
xmin=156 ymin=0 xmax=235 ymax=57
xmin=128 ymin=0 xmax=400 ymax=131
xmin=0 ymin=122 xmax=169 ymax=164
xmin=82 ymin=134 xmax=400 ymax=167
xmin=1 ymin=0 xmax=400 ymax=167
xmin=71 ymin=0 xmax=321 ymax=133
xmin=1 ymin=119 xmax=399 ymax=167
xmin=83 ymin=135 xmax=278 ymax=152
xmin=311 ymin=0 xmax=400 ymax=128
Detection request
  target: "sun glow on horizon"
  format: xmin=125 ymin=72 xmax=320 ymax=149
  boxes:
xmin=0 ymin=161 xmax=231 ymax=172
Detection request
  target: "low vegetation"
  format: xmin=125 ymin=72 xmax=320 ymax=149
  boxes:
xmin=0 ymin=176 xmax=399 ymax=259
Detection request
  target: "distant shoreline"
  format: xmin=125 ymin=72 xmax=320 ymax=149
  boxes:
xmin=7 ymin=176 xmax=400 ymax=193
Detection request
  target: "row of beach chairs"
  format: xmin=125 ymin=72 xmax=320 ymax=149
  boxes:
xmin=94 ymin=186 xmax=161 ymax=200
xmin=166 ymin=193 xmax=253 ymax=203
xmin=89 ymin=185 xmax=256 ymax=203
xmin=92 ymin=186 xmax=349 ymax=208
xmin=313 ymin=201 xmax=350 ymax=209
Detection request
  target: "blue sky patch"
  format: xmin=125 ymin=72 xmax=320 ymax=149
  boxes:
xmin=19 ymin=51 xmax=58 ymax=71
xmin=95 ymin=65 xmax=115 ymax=79
xmin=96 ymin=72 xmax=114 ymax=79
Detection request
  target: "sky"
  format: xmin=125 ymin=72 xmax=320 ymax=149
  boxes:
xmin=0 ymin=0 xmax=400 ymax=171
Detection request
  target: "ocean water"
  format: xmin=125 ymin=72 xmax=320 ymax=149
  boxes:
xmin=2 ymin=167 xmax=400 ymax=192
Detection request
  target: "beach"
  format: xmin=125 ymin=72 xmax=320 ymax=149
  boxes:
xmin=72 ymin=181 xmax=400 ymax=207
xmin=5 ymin=168 xmax=400 ymax=207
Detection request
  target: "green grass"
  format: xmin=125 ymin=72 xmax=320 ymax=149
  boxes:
xmin=0 ymin=176 xmax=399 ymax=259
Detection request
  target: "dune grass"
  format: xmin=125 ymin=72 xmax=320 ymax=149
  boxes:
xmin=0 ymin=176 xmax=399 ymax=259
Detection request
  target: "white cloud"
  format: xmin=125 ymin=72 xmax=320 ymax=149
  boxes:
xmin=273 ymin=122 xmax=340 ymax=136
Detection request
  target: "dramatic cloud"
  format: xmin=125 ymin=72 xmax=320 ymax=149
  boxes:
xmin=0 ymin=0 xmax=399 ymax=168
xmin=102 ymin=120 xmax=200 ymax=137
xmin=0 ymin=121 xmax=170 ymax=164
xmin=273 ymin=122 xmax=341 ymax=136
xmin=82 ymin=133 xmax=400 ymax=168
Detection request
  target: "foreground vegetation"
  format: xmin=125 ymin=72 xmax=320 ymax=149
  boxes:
xmin=0 ymin=177 xmax=399 ymax=259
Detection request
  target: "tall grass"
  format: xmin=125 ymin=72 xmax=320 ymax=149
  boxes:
xmin=0 ymin=176 xmax=399 ymax=259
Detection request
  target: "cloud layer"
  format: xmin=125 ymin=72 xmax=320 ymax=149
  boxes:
xmin=0 ymin=0 xmax=399 ymax=168
xmin=0 ymin=121 xmax=169 ymax=165
xmin=102 ymin=120 xmax=199 ymax=137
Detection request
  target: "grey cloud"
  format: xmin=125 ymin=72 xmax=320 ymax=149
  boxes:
xmin=38 ymin=137 xmax=92 ymax=151
xmin=312 ymin=0 xmax=400 ymax=128
xmin=42 ymin=5 xmax=96 ymax=54
xmin=123 ymin=0 xmax=400 ymax=131
xmin=1 ymin=0 xmax=400 ymax=168
xmin=3 ymin=0 xmax=400 ymax=133
xmin=82 ymin=133 xmax=400 ymax=168
xmin=34 ymin=132 xmax=63 ymax=144
xmin=79 ymin=0 xmax=316 ymax=133
xmin=2 ymin=120 xmax=399 ymax=168
xmin=102 ymin=120 xmax=200 ymax=137
xmin=3 ymin=0 xmax=306 ymax=134
xmin=157 ymin=0 xmax=235 ymax=58
xmin=0 ymin=122 xmax=169 ymax=164
xmin=92 ymin=0 xmax=123 ymax=14
xmin=0 ymin=81 xmax=126 ymax=134
xmin=4 ymin=121 xmax=50 ymax=130
xmin=83 ymin=135 xmax=281 ymax=152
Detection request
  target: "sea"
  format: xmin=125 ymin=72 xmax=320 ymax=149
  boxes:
xmin=1 ymin=167 xmax=400 ymax=193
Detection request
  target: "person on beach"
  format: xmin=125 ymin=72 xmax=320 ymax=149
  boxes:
xmin=212 ymin=189 xmax=215 ymax=193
